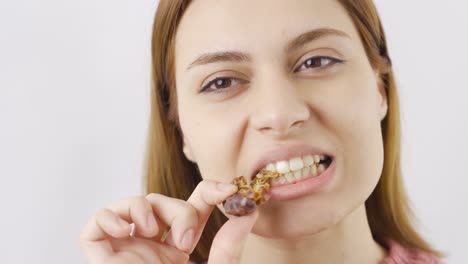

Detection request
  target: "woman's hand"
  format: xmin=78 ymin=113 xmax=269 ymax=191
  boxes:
xmin=79 ymin=180 xmax=259 ymax=264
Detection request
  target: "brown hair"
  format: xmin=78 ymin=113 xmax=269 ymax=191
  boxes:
xmin=145 ymin=0 xmax=442 ymax=261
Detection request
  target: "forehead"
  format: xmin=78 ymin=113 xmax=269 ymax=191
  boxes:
xmin=175 ymin=0 xmax=358 ymax=65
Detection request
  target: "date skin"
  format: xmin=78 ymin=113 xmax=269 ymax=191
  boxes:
xmin=223 ymin=171 xmax=279 ymax=216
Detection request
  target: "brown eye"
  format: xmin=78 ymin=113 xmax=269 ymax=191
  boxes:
xmin=305 ymin=57 xmax=330 ymax=68
xmin=200 ymin=77 xmax=247 ymax=93
xmin=296 ymin=56 xmax=344 ymax=72
xmin=214 ymin=78 xmax=231 ymax=89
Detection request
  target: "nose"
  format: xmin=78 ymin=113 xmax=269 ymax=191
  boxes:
xmin=250 ymin=76 xmax=310 ymax=137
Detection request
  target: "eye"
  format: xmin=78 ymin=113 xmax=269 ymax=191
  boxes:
xmin=200 ymin=77 xmax=247 ymax=93
xmin=295 ymin=56 xmax=344 ymax=72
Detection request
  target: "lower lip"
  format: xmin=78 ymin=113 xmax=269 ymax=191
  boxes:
xmin=269 ymin=159 xmax=336 ymax=200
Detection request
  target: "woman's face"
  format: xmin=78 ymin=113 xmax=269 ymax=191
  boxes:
xmin=174 ymin=0 xmax=387 ymax=238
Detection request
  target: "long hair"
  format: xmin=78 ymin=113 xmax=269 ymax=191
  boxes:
xmin=144 ymin=0 xmax=442 ymax=261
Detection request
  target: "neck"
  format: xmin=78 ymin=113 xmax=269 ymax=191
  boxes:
xmin=239 ymin=204 xmax=387 ymax=264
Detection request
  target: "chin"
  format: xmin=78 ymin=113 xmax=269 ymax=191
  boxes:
xmin=251 ymin=198 xmax=350 ymax=239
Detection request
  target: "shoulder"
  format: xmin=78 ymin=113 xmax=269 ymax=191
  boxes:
xmin=381 ymin=240 xmax=443 ymax=264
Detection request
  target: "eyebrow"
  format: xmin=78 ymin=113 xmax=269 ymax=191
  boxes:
xmin=186 ymin=28 xmax=350 ymax=71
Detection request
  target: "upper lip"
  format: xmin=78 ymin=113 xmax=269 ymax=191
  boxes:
xmin=247 ymin=144 xmax=334 ymax=181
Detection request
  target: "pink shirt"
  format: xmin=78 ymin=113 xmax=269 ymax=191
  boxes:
xmin=381 ymin=240 xmax=442 ymax=264
xmin=189 ymin=240 xmax=442 ymax=264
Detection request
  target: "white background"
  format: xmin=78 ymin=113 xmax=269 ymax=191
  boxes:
xmin=0 ymin=0 xmax=466 ymax=263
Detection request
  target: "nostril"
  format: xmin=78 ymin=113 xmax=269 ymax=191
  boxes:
xmin=291 ymin=120 xmax=304 ymax=128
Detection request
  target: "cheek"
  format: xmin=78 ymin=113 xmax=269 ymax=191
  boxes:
xmin=319 ymin=69 xmax=385 ymax=204
xmin=178 ymin=94 xmax=243 ymax=182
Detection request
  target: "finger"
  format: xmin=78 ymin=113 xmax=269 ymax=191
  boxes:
xmin=145 ymin=193 xmax=200 ymax=252
xmin=107 ymin=196 xmax=159 ymax=239
xmin=208 ymin=210 xmax=259 ymax=264
xmin=186 ymin=180 xmax=238 ymax=252
xmin=80 ymin=208 xmax=131 ymax=261
xmin=111 ymin=237 xmax=190 ymax=264
xmin=130 ymin=215 xmax=164 ymax=240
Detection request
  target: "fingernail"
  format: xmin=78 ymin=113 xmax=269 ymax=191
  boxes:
xmin=217 ymin=182 xmax=237 ymax=192
xmin=180 ymin=228 xmax=194 ymax=250
xmin=146 ymin=212 xmax=156 ymax=228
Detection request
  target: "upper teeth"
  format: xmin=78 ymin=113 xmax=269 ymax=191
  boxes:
xmin=262 ymin=154 xmax=327 ymax=174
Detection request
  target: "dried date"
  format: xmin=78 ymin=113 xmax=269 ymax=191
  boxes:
xmin=223 ymin=170 xmax=280 ymax=216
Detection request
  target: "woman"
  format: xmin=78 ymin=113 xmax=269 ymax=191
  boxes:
xmin=80 ymin=0 xmax=444 ymax=263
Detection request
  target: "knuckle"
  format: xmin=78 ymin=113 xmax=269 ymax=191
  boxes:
xmin=96 ymin=208 xmax=111 ymax=218
xmin=180 ymin=202 xmax=198 ymax=219
xmin=119 ymin=195 xmax=152 ymax=214
xmin=196 ymin=179 xmax=216 ymax=190
xmin=135 ymin=195 xmax=151 ymax=208
xmin=145 ymin=192 xmax=162 ymax=200
xmin=128 ymin=195 xmax=147 ymax=204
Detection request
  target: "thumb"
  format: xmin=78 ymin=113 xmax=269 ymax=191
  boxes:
xmin=208 ymin=210 xmax=259 ymax=264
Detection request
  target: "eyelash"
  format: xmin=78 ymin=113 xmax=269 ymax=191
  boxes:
xmin=199 ymin=56 xmax=345 ymax=93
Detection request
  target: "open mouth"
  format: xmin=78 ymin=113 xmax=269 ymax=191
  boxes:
xmin=224 ymin=153 xmax=335 ymax=215
xmin=252 ymin=154 xmax=333 ymax=186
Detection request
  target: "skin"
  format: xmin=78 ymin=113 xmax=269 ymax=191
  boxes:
xmin=80 ymin=0 xmax=389 ymax=263
xmin=177 ymin=0 xmax=388 ymax=263
xmin=80 ymin=180 xmax=252 ymax=263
